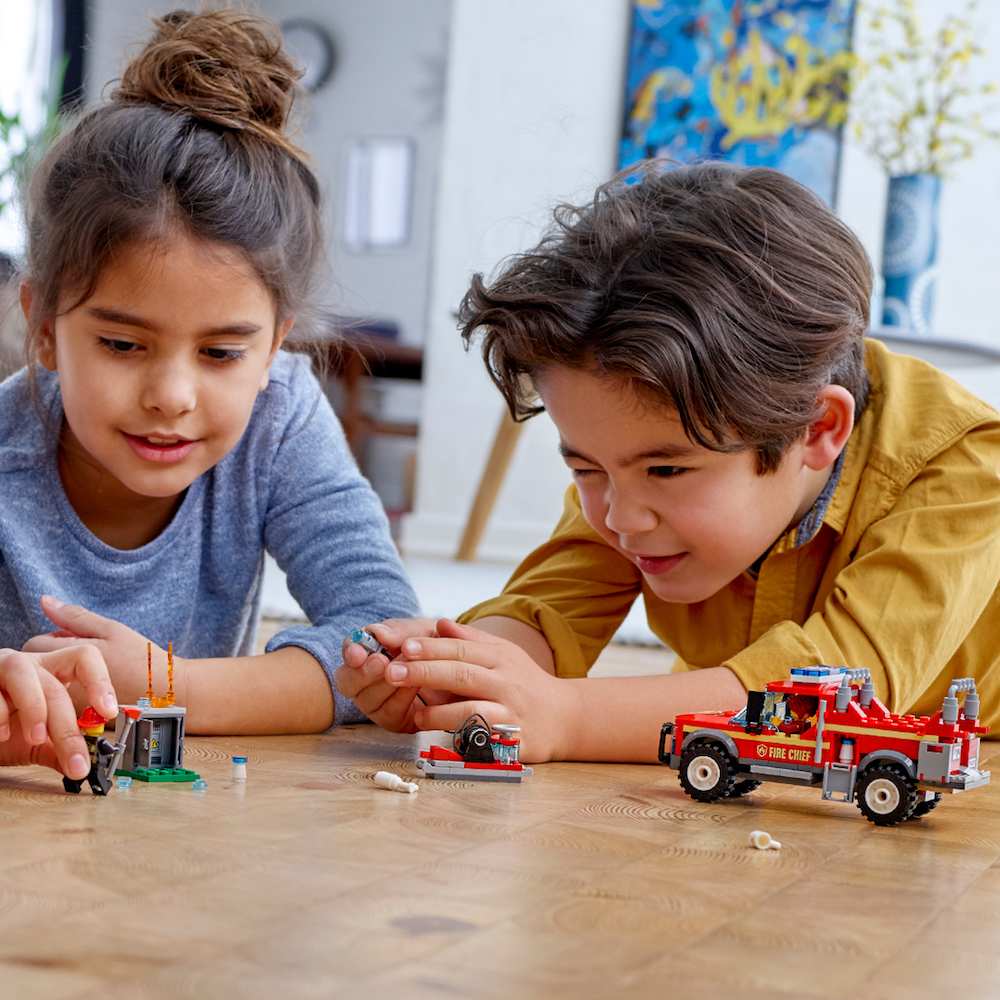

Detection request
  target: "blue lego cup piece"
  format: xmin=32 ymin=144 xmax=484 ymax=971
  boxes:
xmin=192 ymin=778 xmax=207 ymax=791
xmin=232 ymin=756 xmax=248 ymax=764
xmin=117 ymin=776 xmax=132 ymax=789
xmin=137 ymin=697 xmax=152 ymax=708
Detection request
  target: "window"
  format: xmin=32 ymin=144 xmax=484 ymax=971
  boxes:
xmin=0 ymin=0 xmax=58 ymax=257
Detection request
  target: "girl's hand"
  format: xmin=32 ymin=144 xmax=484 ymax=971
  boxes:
xmin=0 ymin=645 xmax=118 ymax=776
xmin=336 ymin=617 xmax=453 ymax=734
xmin=22 ymin=596 xmax=161 ymax=707
xmin=384 ymin=620 xmax=578 ymax=763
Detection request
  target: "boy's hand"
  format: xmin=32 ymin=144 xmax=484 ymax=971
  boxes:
xmin=22 ymin=596 xmax=163 ymax=707
xmin=336 ymin=618 xmax=452 ymax=733
xmin=384 ymin=620 xmax=576 ymax=763
xmin=0 ymin=645 xmax=118 ymax=777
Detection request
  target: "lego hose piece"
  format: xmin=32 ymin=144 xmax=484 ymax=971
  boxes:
xmin=749 ymin=830 xmax=781 ymax=850
xmin=374 ymin=771 xmax=418 ymax=793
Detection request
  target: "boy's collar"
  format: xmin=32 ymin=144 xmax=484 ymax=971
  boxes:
xmin=746 ymin=448 xmax=845 ymax=578
xmin=794 ymin=448 xmax=846 ymax=548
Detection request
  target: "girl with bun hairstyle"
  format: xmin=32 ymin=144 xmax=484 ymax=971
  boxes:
xmin=0 ymin=10 xmax=417 ymax=776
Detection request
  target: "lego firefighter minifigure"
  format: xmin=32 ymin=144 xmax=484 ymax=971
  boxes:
xmin=63 ymin=705 xmax=140 ymax=796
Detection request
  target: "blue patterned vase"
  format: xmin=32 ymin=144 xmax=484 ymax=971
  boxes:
xmin=881 ymin=173 xmax=941 ymax=336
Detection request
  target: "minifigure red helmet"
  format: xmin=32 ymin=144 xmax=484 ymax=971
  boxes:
xmin=77 ymin=706 xmax=105 ymax=728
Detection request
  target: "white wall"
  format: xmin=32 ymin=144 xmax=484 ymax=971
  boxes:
xmin=86 ymin=0 xmax=450 ymax=348
xmin=404 ymin=0 xmax=1000 ymax=564
xmin=401 ymin=0 xmax=633 ymax=561
xmin=838 ymin=0 xmax=1000 ymax=348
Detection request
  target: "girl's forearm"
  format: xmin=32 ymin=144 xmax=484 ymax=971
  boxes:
xmin=555 ymin=667 xmax=747 ymax=763
xmin=176 ymin=647 xmax=335 ymax=734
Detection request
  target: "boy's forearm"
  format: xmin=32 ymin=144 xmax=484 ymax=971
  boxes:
xmin=555 ymin=667 xmax=747 ymax=763
xmin=175 ymin=647 xmax=335 ymax=734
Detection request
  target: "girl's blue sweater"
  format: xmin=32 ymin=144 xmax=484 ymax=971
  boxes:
xmin=0 ymin=351 xmax=418 ymax=725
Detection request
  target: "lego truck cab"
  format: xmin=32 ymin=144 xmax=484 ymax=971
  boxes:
xmin=659 ymin=667 xmax=990 ymax=826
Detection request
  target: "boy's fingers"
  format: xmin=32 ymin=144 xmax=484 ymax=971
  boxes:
xmin=386 ymin=658 xmax=496 ymax=700
xmin=415 ymin=700 xmax=512 ymax=733
xmin=434 ymin=618 xmax=504 ymax=644
xmin=1 ymin=651 xmax=49 ymax=744
xmin=399 ymin=635 xmax=504 ymax=669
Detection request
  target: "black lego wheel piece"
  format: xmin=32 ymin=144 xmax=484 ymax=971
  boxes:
xmin=856 ymin=765 xmax=918 ymax=826
xmin=678 ymin=744 xmax=738 ymax=802
xmin=728 ymin=778 xmax=763 ymax=797
xmin=911 ymin=792 xmax=943 ymax=818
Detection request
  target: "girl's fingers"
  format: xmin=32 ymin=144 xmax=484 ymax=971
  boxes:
xmin=367 ymin=617 xmax=439 ymax=648
xmin=39 ymin=596 xmax=113 ymax=639
xmin=0 ymin=651 xmax=49 ymax=745
xmin=0 ymin=687 xmax=9 ymax=741
xmin=42 ymin=645 xmax=118 ymax=718
xmin=21 ymin=634 xmax=88 ymax=654
xmin=370 ymin=685 xmax=421 ymax=732
xmin=415 ymin=699 xmax=512 ymax=733
xmin=37 ymin=671 xmax=92 ymax=778
xmin=29 ymin=740 xmax=64 ymax=774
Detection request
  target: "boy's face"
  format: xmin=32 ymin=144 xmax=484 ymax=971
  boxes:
xmin=537 ymin=366 xmax=828 ymax=604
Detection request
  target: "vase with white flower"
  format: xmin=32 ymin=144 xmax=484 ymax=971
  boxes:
xmin=851 ymin=0 xmax=998 ymax=336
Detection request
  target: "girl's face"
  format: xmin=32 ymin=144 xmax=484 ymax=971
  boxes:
xmin=36 ymin=232 xmax=290 ymax=503
xmin=536 ymin=365 xmax=832 ymax=605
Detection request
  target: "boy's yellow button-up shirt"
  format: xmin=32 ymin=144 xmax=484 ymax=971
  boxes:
xmin=458 ymin=341 xmax=1000 ymax=730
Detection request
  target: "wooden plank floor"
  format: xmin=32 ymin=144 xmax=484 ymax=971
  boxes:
xmin=2 ymin=719 xmax=999 ymax=999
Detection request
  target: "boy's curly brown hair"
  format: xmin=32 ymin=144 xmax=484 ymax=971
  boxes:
xmin=460 ymin=161 xmax=872 ymax=473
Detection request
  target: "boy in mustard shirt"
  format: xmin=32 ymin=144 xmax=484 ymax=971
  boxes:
xmin=338 ymin=162 xmax=1000 ymax=762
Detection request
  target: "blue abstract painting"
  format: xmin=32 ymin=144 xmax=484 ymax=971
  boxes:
xmin=620 ymin=0 xmax=856 ymax=205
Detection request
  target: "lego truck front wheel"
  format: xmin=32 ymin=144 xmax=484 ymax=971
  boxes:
xmin=679 ymin=744 xmax=736 ymax=801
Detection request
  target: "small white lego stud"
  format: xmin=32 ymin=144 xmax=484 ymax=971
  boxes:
xmin=374 ymin=770 xmax=418 ymax=794
xmin=749 ymin=830 xmax=781 ymax=850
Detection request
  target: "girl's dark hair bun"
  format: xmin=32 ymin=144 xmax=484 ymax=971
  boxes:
xmin=112 ymin=9 xmax=305 ymax=158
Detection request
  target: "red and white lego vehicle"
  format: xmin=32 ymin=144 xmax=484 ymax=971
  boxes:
xmin=659 ymin=666 xmax=990 ymax=826
xmin=418 ymin=714 xmax=533 ymax=783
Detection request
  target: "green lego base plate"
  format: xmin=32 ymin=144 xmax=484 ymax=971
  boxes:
xmin=115 ymin=767 xmax=201 ymax=783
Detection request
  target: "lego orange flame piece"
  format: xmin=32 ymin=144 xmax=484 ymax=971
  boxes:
xmin=150 ymin=641 xmax=176 ymax=708
xmin=145 ymin=642 xmax=155 ymax=701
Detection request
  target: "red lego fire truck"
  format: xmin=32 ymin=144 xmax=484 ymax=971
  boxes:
xmin=659 ymin=666 xmax=990 ymax=826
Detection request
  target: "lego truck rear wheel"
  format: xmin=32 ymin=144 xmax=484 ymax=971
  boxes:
xmin=856 ymin=765 xmax=917 ymax=826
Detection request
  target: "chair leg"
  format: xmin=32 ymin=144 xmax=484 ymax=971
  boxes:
xmin=455 ymin=411 xmax=523 ymax=561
